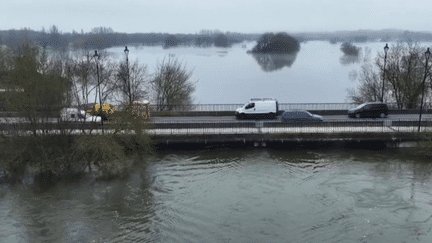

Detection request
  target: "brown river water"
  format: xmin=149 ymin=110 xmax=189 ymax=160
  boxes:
xmin=1 ymin=146 xmax=432 ymax=242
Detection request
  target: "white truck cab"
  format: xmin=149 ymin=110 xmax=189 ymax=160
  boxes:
xmin=235 ymin=98 xmax=279 ymax=119
xmin=60 ymin=108 xmax=102 ymax=123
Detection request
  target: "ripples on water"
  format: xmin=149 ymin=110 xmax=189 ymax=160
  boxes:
xmin=1 ymin=148 xmax=432 ymax=242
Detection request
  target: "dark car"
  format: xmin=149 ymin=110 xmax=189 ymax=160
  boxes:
xmin=281 ymin=110 xmax=323 ymax=125
xmin=348 ymin=103 xmax=389 ymax=118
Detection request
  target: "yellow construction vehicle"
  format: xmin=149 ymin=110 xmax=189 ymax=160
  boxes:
xmin=87 ymin=103 xmax=116 ymax=121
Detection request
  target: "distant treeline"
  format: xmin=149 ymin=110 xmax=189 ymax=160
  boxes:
xmin=1 ymin=27 xmax=432 ymax=51
xmin=0 ymin=27 xmax=261 ymax=50
xmin=296 ymin=29 xmax=432 ymax=44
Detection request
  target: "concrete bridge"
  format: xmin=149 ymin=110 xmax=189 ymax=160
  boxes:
xmin=148 ymin=121 xmax=426 ymax=147
xmin=1 ymin=119 xmax=429 ymax=148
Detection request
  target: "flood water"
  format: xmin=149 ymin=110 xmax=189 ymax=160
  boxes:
xmin=107 ymin=41 xmax=393 ymax=104
xmin=2 ymin=147 xmax=432 ymax=242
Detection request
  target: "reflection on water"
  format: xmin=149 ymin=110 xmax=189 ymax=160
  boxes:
xmin=340 ymin=54 xmax=360 ymax=66
xmin=251 ymin=53 xmax=299 ymax=72
xmin=216 ymin=50 xmax=228 ymax=57
xmin=2 ymin=148 xmax=432 ymax=242
xmin=107 ymin=41 xmax=393 ymax=103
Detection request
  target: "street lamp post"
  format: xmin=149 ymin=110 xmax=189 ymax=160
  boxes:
xmin=381 ymin=43 xmax=389 ymax=102
xmin=124 ymin=46 xmax=131 ymax=106
xmin=93 ymin=50 xmax=104 ymax=134
xmin=418 ymin=47 xmax=431 ymax=132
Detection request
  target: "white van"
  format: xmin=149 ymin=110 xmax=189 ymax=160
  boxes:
xmin=235 ymin=98 xmax=279 ymax=119
xmin=60 ymin=108 xmax=102 ymax=123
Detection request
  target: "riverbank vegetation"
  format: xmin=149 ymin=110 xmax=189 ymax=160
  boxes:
xmin=0 ymin=30 xmax=201 ymax=184
xmin=0 ymin=130 xmax=154 ymax=184
xmin=0 ymin=103 xmax=155 ymax=183
xmin=416 ymin=132 xmax=432 ymax=159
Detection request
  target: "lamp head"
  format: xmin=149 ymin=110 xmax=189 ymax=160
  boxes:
xmin=384 ymin=43 xmax=389 ymax=54
xmin=93 ymin=50 xmax=100 ymax=59
xmin=124 ymin=46 xmax=129 ymax=56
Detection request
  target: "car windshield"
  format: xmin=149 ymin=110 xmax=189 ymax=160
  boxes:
xmin=355 ymin=104 xmax=367 ymax=109
xmin=283 ymin=111 xmax=313 ymax=118
xmin=304 ymin=111 xmax=313 ymax=116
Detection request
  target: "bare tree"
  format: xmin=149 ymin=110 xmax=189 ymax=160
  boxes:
xmin=71 ymin=50 xmax=117 ymax=108
xmin=69 ymin=50 xmax=97 ymax=108
xmin=347 ymin=48 xmax=383 ymax=103
xmin=151 ymin=57 xmax=196 ymax=111
xmin=114 ymin=59 xmax=149 ymax=109
xmin=349 ymin=42 xmax=431 ymax=108
xmin=94 ymin=52 xmax=117 ymax=105
xmin=380 ymin=41 xmax=428 ymax=108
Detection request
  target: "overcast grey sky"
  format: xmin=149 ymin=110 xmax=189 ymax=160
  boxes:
xmin=1 ymin=0 xmax=432 ymax=34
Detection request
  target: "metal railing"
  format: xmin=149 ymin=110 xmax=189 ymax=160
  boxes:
xmin=148 ymin=102 xmax=432 ymax=112
xmin=1 ymin=119 xmax=432 ymax=136
xmin=149 ymin=104 xmax=243 ymax=112
xmin=278 ymin=103 xmax=357 ymax=111
xmin=2 ymin=102 xmax=432 ymax=113
xmin=144 ymin=119 xmax=432 ymax=135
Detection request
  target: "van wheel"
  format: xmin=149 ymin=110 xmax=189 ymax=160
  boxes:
xmin=237 ymin=114 xmax=245 ymax=120
xmin=355 ymin=113 xmax=361 ymax=118
xmin=269 ymin=113 xmax=276 ymax=119
xmin=380 ymin=113 xmax=386 ymax=118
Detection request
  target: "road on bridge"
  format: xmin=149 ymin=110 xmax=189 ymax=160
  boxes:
xmin=1 ymin=114 xmax=432 ymax=124
xmin=151 ymin=114 xmax=432 ymax=123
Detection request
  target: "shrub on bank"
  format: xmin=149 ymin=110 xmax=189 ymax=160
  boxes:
xmin=74 ymin=135 xmax=132 ymax=180
xmin=0 ymin=134 xmax=81 ymax=183
xmin=0 ymin=107 xmax=155 ymax=183
xmin=108 ymin=110 xmax=154 ymax=157
xmin=0 ymin=132 xmax=154 ymax=184
xmin=416 ymin=132 xmax=432 ymax=159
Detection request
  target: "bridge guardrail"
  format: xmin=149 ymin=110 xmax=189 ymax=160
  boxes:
xmin=147 ymin=102 xmax=432 ymax=112
xmin=3 ymin=102 xmax=432 ymax=113
xmin=1 ymin=119 xmax=432 ymax=135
